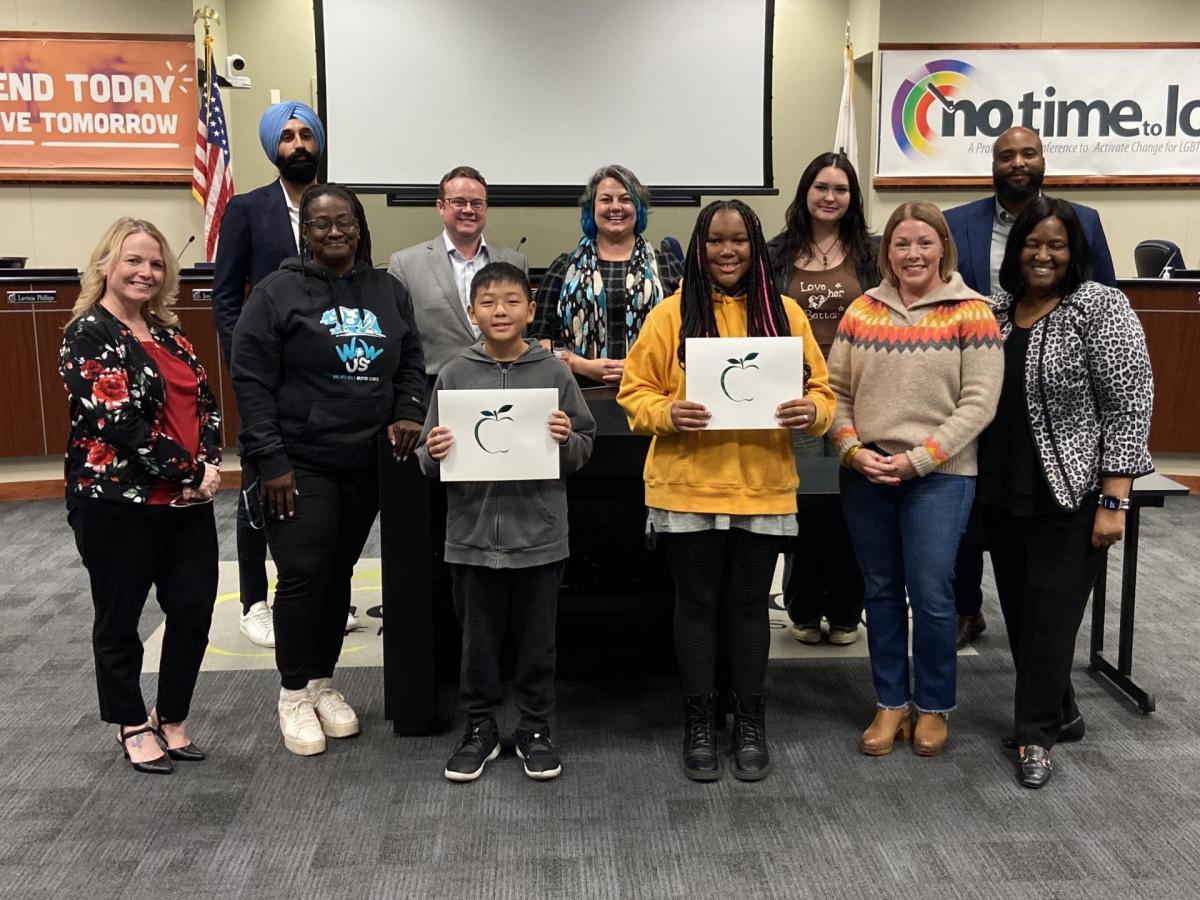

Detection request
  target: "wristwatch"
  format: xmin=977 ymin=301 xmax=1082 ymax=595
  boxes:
xmin=1097 ymin=495 xmax=1131 ymax=511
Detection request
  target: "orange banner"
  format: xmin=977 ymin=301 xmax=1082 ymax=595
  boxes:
xmin=0 ymin=33 xmax=196 ymax=177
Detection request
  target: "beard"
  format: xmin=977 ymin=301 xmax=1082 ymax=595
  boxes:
xmin=278 ymin=149 xmax=319 ymax=184
xmin=993 ymin=166 xmax=1044 ymax=207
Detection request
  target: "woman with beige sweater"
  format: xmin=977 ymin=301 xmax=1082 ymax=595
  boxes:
xmin=827 ymin=201 xmax=1002 ymax=758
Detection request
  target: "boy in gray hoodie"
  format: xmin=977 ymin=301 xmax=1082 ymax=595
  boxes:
xmin=417 ymin=262 xmax=596 ymax=782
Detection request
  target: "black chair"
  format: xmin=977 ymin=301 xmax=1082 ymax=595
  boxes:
xmin=1133 ymin=239 xmax=1184 ymax=278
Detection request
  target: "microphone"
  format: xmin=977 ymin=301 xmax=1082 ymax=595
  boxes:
xmin=516 ymin=235 xmax=527 ymax=253
xmin=176 ymin=234 xmax=196 ymax=262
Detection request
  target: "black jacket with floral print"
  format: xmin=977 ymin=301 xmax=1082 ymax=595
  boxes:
xmin=59 ymin=304 xmax=222 ymax=503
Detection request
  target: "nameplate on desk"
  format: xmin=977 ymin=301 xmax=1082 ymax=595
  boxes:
xmin=190 ymin=289 xmax=213 ymax=302
xmin=6 ymin=290 xmax=56 ymax=305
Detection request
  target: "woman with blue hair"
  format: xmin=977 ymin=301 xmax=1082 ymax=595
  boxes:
xmin=531 ymin=165 xmax=682 ymax=384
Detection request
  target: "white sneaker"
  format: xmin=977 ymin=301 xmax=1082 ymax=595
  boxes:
xmin=346 ymin=610 xmax=359 ymax=632
xmin=278 ymin=689 xmax=326 ymax=755
xmin=239 ymin=600 xmax=275 ymax=648
xmin=308 ymin=678 xmax=360 ymax=738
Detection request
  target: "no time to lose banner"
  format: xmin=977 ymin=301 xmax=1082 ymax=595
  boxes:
xmin=877 ymin=47 xmax=1200 ymax=180
xmin=0 ymin=34 xmax=196 ymax=175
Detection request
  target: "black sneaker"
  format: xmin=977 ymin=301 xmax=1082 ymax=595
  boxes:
xmin=444 ymin=719 xmax=500 ymax=783
xmin=513 ymin=728 xmax=561 ymax=780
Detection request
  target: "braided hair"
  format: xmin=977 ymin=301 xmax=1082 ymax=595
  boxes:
xmin=298 ymin=183 xmax=373 ymax=266
xmin=677 ymin=199 xmax=790 ymax=368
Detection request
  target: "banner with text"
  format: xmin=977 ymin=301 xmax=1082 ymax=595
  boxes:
xmin=0 ymin=34 xmax=196 ymax=175
xmin=876 ymin=47 xmax=1200 ymax=180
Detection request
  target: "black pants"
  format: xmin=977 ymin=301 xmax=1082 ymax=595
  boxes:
xmin=783 ymin=500 xmax=864 ymax=628
xmin=69 ymin=498 xmax=217 ymax=726
xmin=981 ymin=501 xmax=1105 ymax=748
xmin=662 ymin=529 xmax=781 ymax=696
xmin=450 ymin=560 xmax=564 ymax=732
xmin=265 ymin=465 xmax=378 ymax=691
xmin=237 ymin=467 xmax=269 ymax=614
xmin=952 ymin=507 xmax=986 ymax=617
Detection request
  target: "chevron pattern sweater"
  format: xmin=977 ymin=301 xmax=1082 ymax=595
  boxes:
xmin=827 ymin=273 xmax=1003 ymax=477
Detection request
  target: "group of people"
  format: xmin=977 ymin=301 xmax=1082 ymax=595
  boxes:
xmin=60 ymin=99 xmax=1153 ymax=790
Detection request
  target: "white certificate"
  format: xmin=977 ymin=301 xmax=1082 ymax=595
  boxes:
xmin=685 ymin=336 xmax=806 ymax=430
xmin=437 ymin=388 xmax=560 ymax=482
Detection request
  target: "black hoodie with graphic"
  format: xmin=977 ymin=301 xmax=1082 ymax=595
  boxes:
xmin=232 ymin=257 xmax=426 ymax=479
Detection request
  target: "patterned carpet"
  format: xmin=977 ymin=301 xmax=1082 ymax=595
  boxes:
xmin=0 ymin=492 xmax=1197 ymax=899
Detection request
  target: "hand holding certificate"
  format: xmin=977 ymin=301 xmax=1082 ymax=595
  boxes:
xmin=684 ymin=336 xmax=807 ymax=430
xmin=433 ymin=388 xmax=561 ymax=481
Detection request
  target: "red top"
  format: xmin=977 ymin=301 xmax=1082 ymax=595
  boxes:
xmin=142 ymin=341 xmax=202 ymax=505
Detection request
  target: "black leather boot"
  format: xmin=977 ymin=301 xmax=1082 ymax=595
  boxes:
xmin=730 ymin=692 xmax=771 ymax=781
xmin=681 ymin=692 xmax=720 ymax=781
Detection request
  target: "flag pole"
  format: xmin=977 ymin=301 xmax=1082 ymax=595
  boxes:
xmin=192 ymin=6 xmax=219 ymax=131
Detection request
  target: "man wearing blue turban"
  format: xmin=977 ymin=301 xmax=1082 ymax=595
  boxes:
xmin=212 ymin=100 xmax=357 ymax=646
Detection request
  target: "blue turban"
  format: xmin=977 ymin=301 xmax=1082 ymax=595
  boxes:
xmin=258 ymin=101 xmax=326 ymax=162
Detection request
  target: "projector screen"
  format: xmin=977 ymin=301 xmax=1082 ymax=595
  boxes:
xmin=316 ymin=0 xmax=774 ymax=196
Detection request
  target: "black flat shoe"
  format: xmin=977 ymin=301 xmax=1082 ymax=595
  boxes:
xmin=1058 ymin=715 xmax=1085 ymax=742
xmin=1017 ymin=745 xmax=1052 ymax=789
xmin=118 ymin=726 xmax=173 ymax=775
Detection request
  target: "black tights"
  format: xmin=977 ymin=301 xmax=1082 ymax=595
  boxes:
xmin=662 ymin=529 xmax=781 ymax=696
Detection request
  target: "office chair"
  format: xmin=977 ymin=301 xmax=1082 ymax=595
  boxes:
xmin=1133 ymin=239 xmax=1184 ymax=278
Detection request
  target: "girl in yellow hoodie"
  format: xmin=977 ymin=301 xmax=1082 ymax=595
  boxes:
xmin=617 ymin=200 xmax=835 ymax=782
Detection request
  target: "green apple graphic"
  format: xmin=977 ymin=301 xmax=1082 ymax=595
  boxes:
xmin=474 ymin=405 xmax=514 ymax=454
xmin=720 ymin=353 xmax=759 ymax=402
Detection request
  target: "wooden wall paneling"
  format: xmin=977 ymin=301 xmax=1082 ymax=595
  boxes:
xmin=1122 ymin=280 xmax=1200 ymax=454
xmin=0 ymin=308 xmax=52 ymax=456
xmin=33 ymin=307 xmax=76 ymax=458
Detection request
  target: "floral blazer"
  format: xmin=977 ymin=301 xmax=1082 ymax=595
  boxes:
xmin=59 ymin=304 xmax=222 ymax=503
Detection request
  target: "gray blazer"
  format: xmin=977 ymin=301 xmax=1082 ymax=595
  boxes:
xmin=387 ymin=235 xmax=528 ymax=377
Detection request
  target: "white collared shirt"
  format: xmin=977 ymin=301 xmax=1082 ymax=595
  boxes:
xmin=989 ymin=197 xmax=1015 ymax=294
xmin=281 ymin=181 xmax=300 ymax=252
xmin=443 ymin=231 xmax=489 ymax=336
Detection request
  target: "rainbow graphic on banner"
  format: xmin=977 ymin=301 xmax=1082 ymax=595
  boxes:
xmin=890 ymin=59 xmax=976 ymax=158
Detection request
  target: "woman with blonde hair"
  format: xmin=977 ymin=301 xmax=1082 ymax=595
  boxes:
xmin=61 ymin=218 xmax=222 ymax=774
xmin=827 ymin=201 xmax=1002 ymax=757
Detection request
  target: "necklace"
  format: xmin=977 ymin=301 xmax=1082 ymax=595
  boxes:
xmin=811 ymin=236 xmax=841 ymax=269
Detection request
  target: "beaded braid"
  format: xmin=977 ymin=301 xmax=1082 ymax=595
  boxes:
xmin=299 ymin=183 xmax=374 ymax=266
xmin=676 ymin=199 xmax=790 ymax=368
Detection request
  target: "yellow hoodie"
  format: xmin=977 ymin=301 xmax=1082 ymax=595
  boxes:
xmin=617 ymin=289 xmax=835 ymax=515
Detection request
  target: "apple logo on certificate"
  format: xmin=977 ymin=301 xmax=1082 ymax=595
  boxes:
xmin=720 ymin=353 xmax=759 ymax=403
xmin=474 ymin=405 xmax=514 ymax=454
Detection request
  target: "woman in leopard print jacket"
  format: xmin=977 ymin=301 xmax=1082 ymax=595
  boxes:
xmin=975 ymin=196 xmax=1153 ymax=789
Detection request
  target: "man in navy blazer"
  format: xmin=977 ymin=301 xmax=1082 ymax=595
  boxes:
xmin=945 ymin=126 xmax=1116 ymax=296
xmin=212 ymin=100 xmax=329 ymax=649
xmin=944 ymin=125 xmax=1116 ymax=649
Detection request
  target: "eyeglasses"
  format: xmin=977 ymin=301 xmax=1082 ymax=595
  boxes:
xmin=304 ymin=216 xmax=360 ymax=233
xmin=442 ymin=197 xmax=486 ymax=211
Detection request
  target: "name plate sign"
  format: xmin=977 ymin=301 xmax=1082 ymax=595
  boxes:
xmin=7 ymin=290 xmax=56 ymax=305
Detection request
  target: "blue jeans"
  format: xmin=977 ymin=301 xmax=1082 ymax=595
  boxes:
xmin=839 ymin=469 xmax=975 ymax=713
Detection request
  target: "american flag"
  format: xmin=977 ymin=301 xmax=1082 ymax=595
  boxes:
xmin=191 ymin=57 xmax=234 ymax=263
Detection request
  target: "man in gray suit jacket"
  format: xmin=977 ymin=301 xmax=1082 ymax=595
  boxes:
xmin=388 ymin=166 xmax=528 ymax=381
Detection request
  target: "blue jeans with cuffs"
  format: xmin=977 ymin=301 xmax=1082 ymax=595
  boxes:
xmin=840 ymin=469 xmax=975 ymax=713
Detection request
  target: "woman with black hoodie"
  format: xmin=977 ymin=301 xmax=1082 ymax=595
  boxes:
xmin=232 ymin=184 xmax=426 ymax=756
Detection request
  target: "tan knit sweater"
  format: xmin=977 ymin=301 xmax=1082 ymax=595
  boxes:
xmin=827 ymin=273 xmax=1003 ymax=477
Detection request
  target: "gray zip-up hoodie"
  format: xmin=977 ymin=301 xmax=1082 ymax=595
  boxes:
xmin=416 ymin=340 xmax=596 ymax=568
